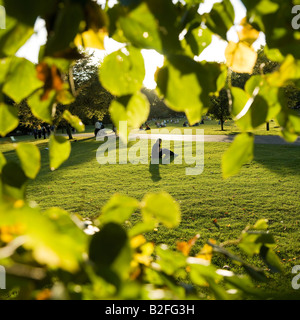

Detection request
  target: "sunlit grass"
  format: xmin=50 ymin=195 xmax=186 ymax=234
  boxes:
xmin=1 ymin=135 xmax=300 ymax=293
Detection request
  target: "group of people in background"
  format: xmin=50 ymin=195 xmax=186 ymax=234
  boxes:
xmin=32 ymin=124 xmax=54 ymax=140
xmin=140 ymin=123 xmax=151 ymax=130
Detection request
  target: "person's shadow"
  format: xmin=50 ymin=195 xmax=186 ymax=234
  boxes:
xmin=149 ymin=163 xmax=161 ymax=182
xmin=148 ymin=155 xmax=176 ymax=182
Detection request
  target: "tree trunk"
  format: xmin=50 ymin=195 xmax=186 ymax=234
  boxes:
xmin=221 ymin=118 xmax=224 ymax=131
xmin=266 ymin=122 xmax=270 ymax=131
xmin=66 ymin=123 xmax=73 ymax=140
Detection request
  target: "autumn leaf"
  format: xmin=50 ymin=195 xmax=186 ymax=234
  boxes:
xmin=36 ymin=63 xmax=64 ymax=101
xmin=176 ymin=234 xmax=200 ymax=256
xmin=225 ymin=41 xmax=257 ymax=74
xmin=197 ymin=239 xmax=216 ymax=262
xmin=75 ymin=29 xmax=107 ymax=50
xmin=238 ymin=18 xmax=260 ymax=46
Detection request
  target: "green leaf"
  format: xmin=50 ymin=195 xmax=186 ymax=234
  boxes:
xmin=141 ymin=191 xmax=181 ymax=228
xmin=216 ymin=64 xmax=228 ymax=93
xmin=244 ymin=75 xmax=281 ymax=123
xmin=208 ymin=240 xmax=267 ymax=282
xmin=1 ymin=162 xmax=28 ymax=189
xmin=205 ymin=0 xmax=235 ymax=40
xmin=231 ymin=87 xmax=252 ymax=129
xmin=276 ymin=109 xmax=300 ymax=142
xmin=118 ymin=2 xmax=162 ymax=52
xmin=109 ymin=91 xmax=150 ymax=141
xmin=245 ymin=1 xmax=300 ymax=59
xmin=239 ymin=219 xmax=275 ymax=257
xmin=222 ymin=133 xmax=254 ymax=179
xmin=0 ymin=151 xmax=6 ymax=173
xmin=27 ymin=89 xmax=56 ymax=124
xmin=0 ymin=57 xmax=12 ymax=85
xmin=89 ymin=223 xmax=132 ymax=281
xmin=0 ymin=205 xmax=87 ymax=272
xmin=3 ymin=0 xmax=57 ymax=26
xmin=253 ymin=218 xmax=269 ymax=230
xmin=99 ymin=46 xmax=145 ymax=96
xmin=266 ymin=55 xmax=300 ymax=87
xmin=0 ymin=16 xmax=34 ymax=58
xmin=99 ymin=194 xmax=139 ymax=225
xmin=62 ymin=110 xmax=85 ymax=133
xmin=156 ymin=55 xmax=221 ymax=125
xmin=3 ymin=58 xmax=43 ymax=103
xmin=224 ymin=274 xmax=265 ymax=298
xmin=184 ymin=25 xmax=213 ymax=57
xmin=56 ymin=88 xmax=75 ymax=106
xmin=189 ymin=264 xmax=223 ymax=287
xmin=49 ymin=135 xmax=71 ymax=171
xmin=0 ymin=103 xmax=19 ymax=137
xmin=144 ymin=0 xmax=182 ymax=54
xmin=259 ymin=245 xmax=283 ymax=273
xmin=45 ymin=4 xmax=84 ymax=56
xmin=16 ymin=143 xmax=41 ymax=179
xmin=128 ymin=220 xmax=157 ymax=238
xmin=156 ymin=245 xmax=186 ymax=276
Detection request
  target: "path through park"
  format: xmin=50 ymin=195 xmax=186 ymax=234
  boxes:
xmin=65 ymin=131 xmax=300 ymax=146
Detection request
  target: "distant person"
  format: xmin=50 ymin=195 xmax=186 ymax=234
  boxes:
xmin=151 ymin=138 xmax=177 ymax=161
xmin=37 ymin=125 xmax=42 ymax=139
xmin=94 ymin=121 xmax=101 ymax=137
xmin=42 ymin=126 xmax=47 ymax=139
xmin=46 ymin=125 xmax=51 ymax=136
xmin=145 ymin=124 xmax=151 ymax=131
xmin=33 ymin=127 xmax=38 ymax=139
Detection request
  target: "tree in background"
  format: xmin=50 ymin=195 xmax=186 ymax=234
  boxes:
xmin=18 ymin=52 xmax=113 ymax=139
xmin=68 ymin=52 xmax=113 ymax=124
xmin=209 ymin=88 xmax=231 ymax=131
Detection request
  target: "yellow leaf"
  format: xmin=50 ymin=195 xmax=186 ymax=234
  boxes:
xmin=238 ymin=19 xmax=260 ymax=45
xmin=133 ymin=242 xmax=154 ymax=266
xmin=225 ymin=41 xmax=257 ymax=74
xmin=176 ymin=234 xmax=200 ymax=256
xmin=196 ymin=239 xmax=216 ymax=262
xmin=130 ymin=235 xmax=146 ymax=249
xmin=75 ymin=29 xmax=107 ymax=50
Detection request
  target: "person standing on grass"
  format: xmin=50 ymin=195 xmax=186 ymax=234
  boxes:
xmin=37 ymin=124 xmax=42 ymax=139
xmin=33 ymin=127 xmax=38 ymax=139
xmin=42 ymin=126 xmax=47 ymax=139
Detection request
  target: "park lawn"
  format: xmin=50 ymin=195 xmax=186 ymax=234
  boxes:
xmin=1 ymin=136 xmax=300 ymax=294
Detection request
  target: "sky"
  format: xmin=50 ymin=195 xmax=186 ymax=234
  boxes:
xmin=16 ymin=0 xmax=265 ymax=89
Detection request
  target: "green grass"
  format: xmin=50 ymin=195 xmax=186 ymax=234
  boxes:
xmin=1 ymin=134 xmax=300 ymax=294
